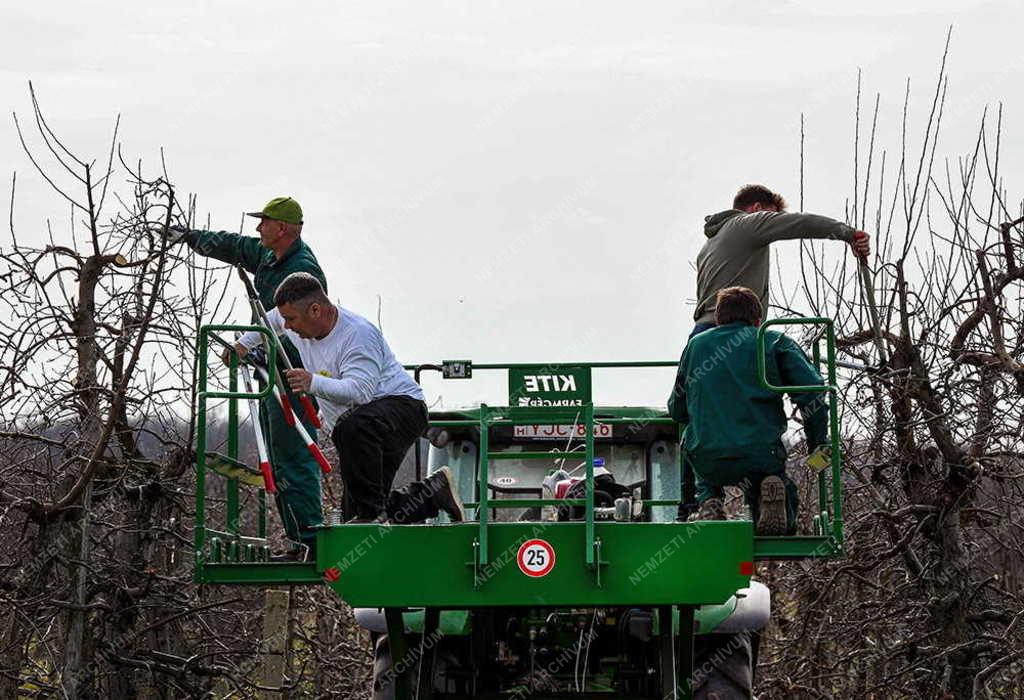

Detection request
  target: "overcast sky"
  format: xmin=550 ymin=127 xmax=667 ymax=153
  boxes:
xmin=2 ymin=1 xmax=1021 ymax=407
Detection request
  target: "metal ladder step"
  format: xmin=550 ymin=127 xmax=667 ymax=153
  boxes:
xmin=466 ymin=498 xmax=587 ymax=509
xmin=486 ymin=451 xmax=582 ymax=460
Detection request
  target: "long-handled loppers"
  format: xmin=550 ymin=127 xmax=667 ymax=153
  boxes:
xmin=236 ymin=266 xmax=322 ymax=429
xmin=252 ymin=363 xmax=333 ymax=475
xmin=239 ymin=363 xmax=278 ymax=493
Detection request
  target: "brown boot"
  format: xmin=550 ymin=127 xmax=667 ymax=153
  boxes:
xmin=756 ymin=476 xmax=788 ymax=535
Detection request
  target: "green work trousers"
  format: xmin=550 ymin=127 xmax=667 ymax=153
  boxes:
xmin=689 ymin=447 xmax=798 ymax=531
xmin=259 ymin=379 xmax=323 ymax=554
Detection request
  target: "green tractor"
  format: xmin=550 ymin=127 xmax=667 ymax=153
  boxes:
xmin=193 ymin=319 xmax=844 ymax=699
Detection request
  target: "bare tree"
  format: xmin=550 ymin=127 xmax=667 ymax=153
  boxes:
xmin=0 ymin=85 xmax=378 ymax=699
xmin=762 ymin=33 xmax=1024 ymax=699
xmin=0 ymin=84 xmax=232 ymax=698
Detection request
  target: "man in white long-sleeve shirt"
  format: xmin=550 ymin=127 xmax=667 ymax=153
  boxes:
xmin=238 ymin=272 xmax=463 ymax=524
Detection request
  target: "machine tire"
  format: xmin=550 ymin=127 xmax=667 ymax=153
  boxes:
xmin=371 ymin=633 xmax=454 ymax=698
xmin=692 ymin=631 xmax=755 ymax=700
xmin=372 ymin=635 xmax=395 ymax=700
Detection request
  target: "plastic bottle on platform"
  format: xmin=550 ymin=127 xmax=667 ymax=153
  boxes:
xmin=614 ymin=497 xmax=631 ymax=521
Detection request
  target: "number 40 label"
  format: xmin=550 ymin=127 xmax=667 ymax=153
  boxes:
xmin=517 ymin=539 xmax=556 ymax=577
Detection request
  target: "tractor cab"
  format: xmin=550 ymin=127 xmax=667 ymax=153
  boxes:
xmin=192 ymin=318 xmax=845 ymax=698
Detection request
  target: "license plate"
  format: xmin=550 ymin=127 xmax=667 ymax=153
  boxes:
xmin=513 ymin=424 xmax=612 ymax=440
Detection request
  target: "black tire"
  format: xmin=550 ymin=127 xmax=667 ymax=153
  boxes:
xmin=692 ymin=631 xmax=755 ymax=700
xmin=372 ymin=633 xmax=456 ymax=698
xmin=372 ymin=635 xmax=395 ymax=700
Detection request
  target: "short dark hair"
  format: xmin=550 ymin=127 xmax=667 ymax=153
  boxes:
xmin=274 ymin=272 xmax=330 ymax=308
xmin=733 ymin=184 xmax=787 ymax=212
xmin=714 ymin=286 xmax=762 ymax=326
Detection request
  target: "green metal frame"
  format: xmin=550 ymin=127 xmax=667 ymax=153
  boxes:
xmin=190 ymin=321 xmax=846 ymax=699
xmin=755 ymin=318 xmax=843 ymax=557
xmin=417 ymin=350 xmax=845 ymax=561
xmin=319 ymin=520 xmax=753 ymax=607
xmin=193 ymin=328 xmax=845 ymax=583
xmin=194 ymin=324 xmax=278 ymax=584
xmin=475 ymin=403 xmax=598 ymax=576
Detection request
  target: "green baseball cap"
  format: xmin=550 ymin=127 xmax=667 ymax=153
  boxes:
xmin=245 ymin=196 xmax=303 ymax=225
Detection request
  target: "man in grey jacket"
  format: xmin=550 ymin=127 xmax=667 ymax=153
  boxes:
xmin=692 ymin=184 xmax=871 ymax=336
xmin=677 ymin=184 xmax=869 ymax=520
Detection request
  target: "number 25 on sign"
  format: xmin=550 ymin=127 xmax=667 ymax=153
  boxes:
xmin=517 ymin=539 xmax=556 ymax=577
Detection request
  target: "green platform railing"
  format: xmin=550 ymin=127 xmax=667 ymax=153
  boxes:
xmin=194 ymin=324 xmax=277 ymax=583
xmin=413 ymin=336 xmax=845 ymax=561
xmin=756 ymin=317 xmax=843 ymax=557
xmin=474 ymin=403 xmax=599 ymax=583
xmin=192 ymin=320 xmax=846 ymax=589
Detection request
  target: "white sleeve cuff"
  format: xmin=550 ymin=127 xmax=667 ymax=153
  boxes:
xmin=310 ymin=373 xmax=341 ymax=402
xmin=238 ymin=330 xmax=265 ymax=351
xmin=309 ymin=372 xmax=326 ymax=398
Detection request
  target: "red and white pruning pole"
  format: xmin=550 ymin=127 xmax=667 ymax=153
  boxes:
xmin=253 ymin=364 xmax=333 ymax=475
xmin=236 ymin=266 xmax=321 ymax=428
xmin=272 ymin=371 xmax=296 ymax=427
xmin=239 ymin=364 xmax=277 ymax=493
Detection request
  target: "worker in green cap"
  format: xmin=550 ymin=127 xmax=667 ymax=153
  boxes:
xmin=160 ymin=196 xmax=325 ymax=561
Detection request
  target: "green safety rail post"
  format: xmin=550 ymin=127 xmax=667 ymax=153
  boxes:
xmin=227 ymin=349 xmax=239 ymax=537
xmin=195 ymin=325 xmax=277 ymax=583
xmin=756 ymin=318 xmax=843 ymax=552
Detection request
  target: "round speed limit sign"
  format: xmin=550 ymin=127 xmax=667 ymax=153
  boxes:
xmin=517 ymin=539 xmax=556 ymax=578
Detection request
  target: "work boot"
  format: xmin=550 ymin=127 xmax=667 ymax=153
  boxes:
xmin=756 ymin=475 xmax=788 ymax=536
xmin=689 ymin=497 xmax=726 ymax=522
xmin=427 ymin=466 xmax=465 ymax=522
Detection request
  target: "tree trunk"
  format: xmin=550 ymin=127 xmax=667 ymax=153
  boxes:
xmin=61 ymin=483 xmax=94 ymax=699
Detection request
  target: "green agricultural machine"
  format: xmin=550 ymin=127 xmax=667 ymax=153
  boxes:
xmin=193 ymin=319 xmax=845 ymax=699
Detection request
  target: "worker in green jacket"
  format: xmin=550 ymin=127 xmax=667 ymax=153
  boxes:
xmin=163 ymin=196 xmax=325 ymax=561
xmin=668 ymin=286 xmax=828 ymax=535
xmin=692 ymin=184 xmax=871 ymax=336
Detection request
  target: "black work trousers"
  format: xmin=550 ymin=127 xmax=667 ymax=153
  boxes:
xmin=331 ymin=396 xmax=439 ymax=523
